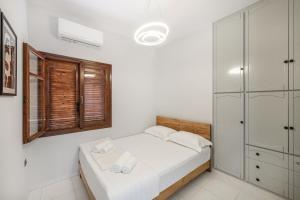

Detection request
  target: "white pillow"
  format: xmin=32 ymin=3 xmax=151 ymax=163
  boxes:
xmin=167 ymin=131 xmax=212 ymax=152
xmin=145 ymin=126 xmax=177 ymax=141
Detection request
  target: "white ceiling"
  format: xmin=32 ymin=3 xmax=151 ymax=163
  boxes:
xmin=27 ymin=0 xmax=257 ymax=43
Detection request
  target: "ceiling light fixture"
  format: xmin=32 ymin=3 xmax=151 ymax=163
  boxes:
xmin=134 ymin=22 xmax=169 ymax=46
xmin=134 ymin=0 xmax=169 ymax=46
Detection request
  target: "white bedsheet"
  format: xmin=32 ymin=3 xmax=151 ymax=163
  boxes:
xmin=79 ymin=133 xmax=211 ymax=200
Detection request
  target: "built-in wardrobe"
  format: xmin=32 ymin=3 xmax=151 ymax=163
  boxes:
xmin=213 ymin=0 xmax=299 ymax=199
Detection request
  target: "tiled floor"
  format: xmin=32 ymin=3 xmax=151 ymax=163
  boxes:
xmin=28 ymin=169 xmax=284 ymax=200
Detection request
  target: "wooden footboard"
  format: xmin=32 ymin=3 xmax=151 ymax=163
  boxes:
xmin=79 ymin=160 xmax=211 ymax=200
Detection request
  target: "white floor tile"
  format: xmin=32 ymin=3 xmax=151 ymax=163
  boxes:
xmin=28 ymin=189 xmax=42 ymax=200
xmin=201 ymin=178 xmax=240 ymax=199
xmin=71 ymin=176 xmax=89 ymax=200
xmin=28 ymin=169 xmax=285 ymax=200
xmin=71 ymin=176 xmax=83 ymax=189
xmin=41 ymin=179 xmax=75 ymax=200
xmin=51 ymin=191 xmax=76 ymax=200
xmin=181 ymin=187 xmax=219 ymax=200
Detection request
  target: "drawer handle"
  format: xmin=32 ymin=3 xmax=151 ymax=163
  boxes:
xmin=256 ymin=152 xmax=260 ymax=156
xmin=256 ymin=178 xmax=260 ymax=182
xmin=256 ymin=165 xmax=260 ymax=169
xmin=284 ymin=126 xmax=289 ymax=130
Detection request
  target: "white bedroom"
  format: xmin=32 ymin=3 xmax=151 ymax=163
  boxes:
xmin=0 ymin=0 xmax=298 ymax=200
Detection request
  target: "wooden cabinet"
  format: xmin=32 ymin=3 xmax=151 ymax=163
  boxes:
xmin=246 ymin=92 xmax=289 ymax=153
xmin=246 ymin=0 xmax=289 ymax=91
xmin=213 ymin=12 xmax=244 ymax=93
xmin=214 ymin=93 xmax=244 ymax=178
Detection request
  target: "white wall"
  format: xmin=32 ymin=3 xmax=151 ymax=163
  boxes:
xmin=0 ymin=0 xmax=213 ymax=194
xmin=0 ymin=0 xmax=29 ymax=199
xmin=155 ymin=28 xmax=213 ymax=123
xmin=24 ymin=3 xmax=157 ymax=190
xmin=24 ymin=3 xmax=213 ymax=190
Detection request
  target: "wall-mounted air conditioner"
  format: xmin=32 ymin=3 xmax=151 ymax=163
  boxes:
xmin=58 ymin=18 xmax=103 ymax=47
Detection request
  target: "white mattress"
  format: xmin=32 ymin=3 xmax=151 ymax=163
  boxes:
xmin=79 ymin=133 xmax=210 ymax=198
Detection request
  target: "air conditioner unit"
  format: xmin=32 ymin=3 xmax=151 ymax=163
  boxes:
xmin=58 ymin=18 xmax=103 ymax=47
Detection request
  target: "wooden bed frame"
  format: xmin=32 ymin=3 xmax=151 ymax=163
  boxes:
xmin=79 ymin=116 xmax=212 ymax=200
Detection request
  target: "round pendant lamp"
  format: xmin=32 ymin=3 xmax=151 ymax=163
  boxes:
xmin=134 ymin=0 xmax=169 ymax=46
xmin=134 ymin=22 xmax=169 ymax=46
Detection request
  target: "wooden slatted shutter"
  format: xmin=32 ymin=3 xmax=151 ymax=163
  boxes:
xmin=80 ymin=62 xmax=112 ymax=128
xmin=23 ymin=48 xmax=112 ymax=142
xmin=46 ymin=59 xmax=79 ymax=131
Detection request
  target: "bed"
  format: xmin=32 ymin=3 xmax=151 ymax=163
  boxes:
xmin=79 ymin=116 xmax=212 ymax=200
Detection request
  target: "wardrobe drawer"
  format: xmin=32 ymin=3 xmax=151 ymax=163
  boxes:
xmin=248 ymin=158 xmax=289 ymax=197
xmin=248 ymin=158 xmax=289 ymax=183
xmin=247 ymin=146 xmax=288 ymax=168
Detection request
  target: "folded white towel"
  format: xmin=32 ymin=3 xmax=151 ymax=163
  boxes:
xmin=92 ymin=139 xmax=114 ymax=153
xmin=110 ymin=151 xmax=131 ymax=173
xmin=91 ymin=147 xmax=122 ymax=170
xmin=121 ymin=156 xmax=137 ymax=174
xmin=98 ymin=142 xmax=115 ymax=154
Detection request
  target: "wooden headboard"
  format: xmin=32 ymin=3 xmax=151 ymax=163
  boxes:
xmin=156 ymin=116 xmax=211 ymax=140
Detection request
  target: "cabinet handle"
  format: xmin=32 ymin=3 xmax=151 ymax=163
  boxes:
xmin=290 ymin=59 xmax=294 ymax=63
xmin=256 ymin=152 xmax=260 ymax=156
xmin=256 ymin=165 xmax=260 ymax=169
xmin=284 ymin=126 xmax=289 ymax=130
xmin=256 ymin=178 xmax=260 ymax=182
xmin=240 ymin=121 xmax=244 ymax=124
xmin=290 ymin=127 xmax=294 ymax=130
xmin=284 ymin=60 xmax=289 ymax=64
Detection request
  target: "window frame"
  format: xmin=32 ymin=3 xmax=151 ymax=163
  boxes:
xmin=23 ymin=44 xmax=112 ymax=143
xmin=23 ymin=43 xmax=46 ymax=143
xmin=79 ymin=61 xmax=112 ymax=129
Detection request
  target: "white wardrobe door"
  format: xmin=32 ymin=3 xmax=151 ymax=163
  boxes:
xmin=293 ymin=91 xmax=300 ymax=156
xmin=213 ymin=12 xmax=243 ymax=93
xmin=246 ymin=0 xmax=289 ymax=91
xmin=214 ymin=93 xmax=244 ymax=178
xmin=246 ymin=92 xmax=288 ymax=153
xmin=293 ymin=0 xmax=300 ymax=90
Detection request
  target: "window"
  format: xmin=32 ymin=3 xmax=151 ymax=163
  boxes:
xmin=23 ymin=43 xmax=112 ymax=143
xmin=23 ymin=44 xmax=46 ymax=143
